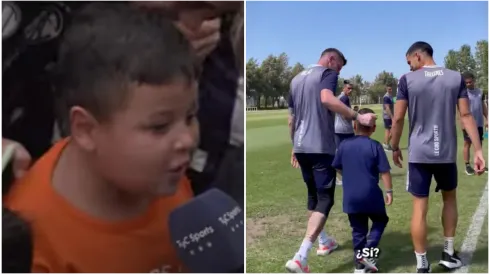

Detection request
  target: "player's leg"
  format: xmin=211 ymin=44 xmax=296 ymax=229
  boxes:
xmin=407 ymin=163 xmax=432 ymax=273
xmin=285 ymin=153 xmax=316 ymax=273
xmin=383 ymin=119 xmax=392 ymax=151
xmin=462 ymin=130 xmax=474 ymax=175
xmin=347 ymin=213 xmax=370 ymax=273
xmin=315 ymin=165 xmax=339 ymax=256
xmin=477 ymin=127 xmax=488 ymax=173
xmin=434 ymin=163 xmax=462 ymax=269
xmin=285 ymin=154 xmax=337 ymax=272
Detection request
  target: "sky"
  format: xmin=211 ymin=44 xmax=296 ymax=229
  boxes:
xmin=246 ymin=1 xmax=488 ymax=82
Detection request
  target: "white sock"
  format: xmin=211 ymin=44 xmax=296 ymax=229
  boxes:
xmin=444 ymin=237 xmax=454 ymax=255
xmin=295 ymin=239 xmax=313 ymax=262
xmin=318 ymin=230 xmax=329 ymax=245
xmin=415 ymin=251 xmax=428 ymax=269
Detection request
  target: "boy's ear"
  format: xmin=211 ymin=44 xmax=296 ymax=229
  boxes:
xmin=69 ymin=106 xmax=98 ymax=152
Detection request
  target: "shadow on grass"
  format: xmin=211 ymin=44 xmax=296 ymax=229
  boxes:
xmin=328 ymin=226 xmax=488 ymax=273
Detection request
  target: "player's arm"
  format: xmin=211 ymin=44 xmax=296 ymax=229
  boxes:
xmin=482 ymin=93 xmax=488 ymax=121
xmin=390 ymin=75 xmax=408 ymax=150
xmin=383 ymin=98 xmax=393 ymax=119
xmin=288 ymin=92 xmax=295 ymax=143
xmin=458 ymin=80 xmax=483 ymax=151
xmin=320 ymin=71 xmax=358 ymax=120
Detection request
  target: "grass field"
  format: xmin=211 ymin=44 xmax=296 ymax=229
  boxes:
xmin=246 ymin=105 xmax=488 ymax=273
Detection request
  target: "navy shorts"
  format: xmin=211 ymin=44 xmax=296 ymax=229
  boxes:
xmin=463 ymin=127 xmax=484 ymax=143
xmin=406 ymin=163 xmax=458 ymax=197
xmin=335 ymin=133 xmax=355 ymax=148
xmin=383 ymin=119 xmax=392 ymax=129
xmin=295 ymin=153 xmax=336 ymax=211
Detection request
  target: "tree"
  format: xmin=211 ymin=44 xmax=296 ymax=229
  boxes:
xmin=458 ymin=44 xmax=476 ymax=73
xmin=444 ymin=50 xmax=459 ymax=71
xmin=246 ymin=58 xmax=265 ymax=108
xmin=475 ymin=40 xmax=488 ymax=93
xmin=444 ymin=40 xmax=488 ymax=94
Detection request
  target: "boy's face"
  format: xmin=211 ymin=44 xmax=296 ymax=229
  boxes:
xmin=92 ymin=79 xmax=198 ymax=197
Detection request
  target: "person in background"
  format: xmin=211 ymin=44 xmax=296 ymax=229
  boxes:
xmin=334 ymin=80 xmax=355 ymax=186
xmin=460 ymin=72 xmax=488 ymax=175
xmin=5 ymin=4 xmax=199 ymax=272
xmin=382 ymin=84 xmax=394 ymax=151
xmin=332 ymin=108 xmax=392 ymax=273
xmin=2 ymin=207 xmax=33 ymax=273
xmin=391 ymin=41 xmax=485 ymax=273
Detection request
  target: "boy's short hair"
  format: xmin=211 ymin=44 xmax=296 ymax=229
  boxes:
xmin=356 ymin=108 xmax=375 ymax=132
xmin=54 ymin=3 xmax=197 ymax=124
xmin=353 ymin=105 xmax=359 ymax=111
xmin=2 ymin=207 xmax=33 ymax=273
xmin=462 ymin=72 xmax=475 ymax=80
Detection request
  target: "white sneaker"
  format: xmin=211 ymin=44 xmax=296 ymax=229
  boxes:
xmin=317 ymin=238 xmax=339 ymax=256
xmin=359 ymin=257 xmax=378 ymax=273
xmin=285 ymin=257 xmax=310 ymax=273
xmin=336 ymin=178 xmax=343 ymax=185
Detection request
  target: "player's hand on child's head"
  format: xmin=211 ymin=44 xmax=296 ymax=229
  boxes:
xmin=2 ymin=138 xmax=31 ymax=179
xmin=385 ymin=192 xmax=393 ymax=206
xmin=392 ymin=148 xmax=403 ymax=168
xmin=473 ymin=149 xmax=485 ymax=175
xmin=356 ymin=113 xmax=377 ymax=127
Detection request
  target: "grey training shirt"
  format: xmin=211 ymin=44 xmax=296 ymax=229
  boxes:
xmin=397 ymin=66 xmax=468 ymax=163
xmin=334 ymin=92 xmax=354 ymax=134
xmin=467 ymin=88 xmax=484 ymax=128
xmin=288 ymin=65 xmax=338 ymax=154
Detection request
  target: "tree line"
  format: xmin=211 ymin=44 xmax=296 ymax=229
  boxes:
xmin=246 ymin=40 xmax=488 ymax=109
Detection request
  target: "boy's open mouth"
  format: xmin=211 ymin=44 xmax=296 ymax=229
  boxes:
xmin=169 ymin=161 xmax=190 ymax=173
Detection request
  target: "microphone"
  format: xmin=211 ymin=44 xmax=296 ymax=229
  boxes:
xmin=169 ymin=188 xmax=244 ymax=273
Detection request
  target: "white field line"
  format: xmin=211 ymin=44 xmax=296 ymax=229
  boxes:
xmin=453 ymin=182 xmax=488 ymax=273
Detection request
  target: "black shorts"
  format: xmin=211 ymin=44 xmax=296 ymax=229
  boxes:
xmin=295 ymin=153 xmax=336 ymax=213
xmin=383 ymin=119 xmax=392 ymax=129
xmin=406 ymin=163 xmax=458 ymax=197
xmin=463 ymin=127 xmax=484 ymax=143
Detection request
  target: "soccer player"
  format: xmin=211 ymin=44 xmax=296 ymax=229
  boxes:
xmin=334 ymin=80 xmax=355 ymax=185
xmin=382 ymin=84 xmax=394 ymax=151
xmin=391 ymin=41 xmax=486 ymax=273
xmin=460 ymin=72 xmax=488 ymax=175
xmin=286 ymin=48 xmax=376 ymax=273
xmin=332 ymin=108 xmax=392 ymax=273
xmin=4 ymin=4 xmax=198 ymax=272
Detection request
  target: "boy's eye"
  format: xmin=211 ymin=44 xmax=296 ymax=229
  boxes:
xmin=150 ymin=124 xmax=170 ymax=133
xmin=186 ymin=113 xmax=197 ymax=124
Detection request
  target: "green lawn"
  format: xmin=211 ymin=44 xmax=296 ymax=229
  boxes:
xmin=246 ymin=105 xmax=488 ymax=273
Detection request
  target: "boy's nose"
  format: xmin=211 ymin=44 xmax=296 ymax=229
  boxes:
xmin=175 ymin=128 xmax=197 ymax=152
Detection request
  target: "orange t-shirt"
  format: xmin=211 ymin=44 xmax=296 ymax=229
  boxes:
xmin=4 ymin=139 xmax=194 ymax=272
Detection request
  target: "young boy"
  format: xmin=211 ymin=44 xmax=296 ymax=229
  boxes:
xmin=332 ymin=108 xmax=393 ymax=273
xmin=2 ymin=207 xmax=33 ymax=273
xmin=4 ymin=3 xmax=199 ymax=272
